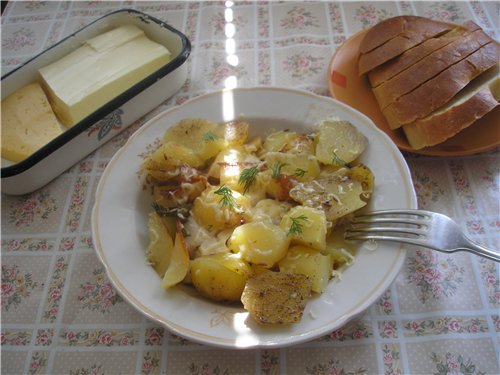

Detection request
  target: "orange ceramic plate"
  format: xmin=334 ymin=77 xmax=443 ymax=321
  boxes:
xmin=328 ymin=28 xmax=500 ymax=156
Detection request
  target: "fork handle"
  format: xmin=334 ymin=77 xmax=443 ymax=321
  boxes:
xmin=461 ymin=241 xmax=500 ymax=262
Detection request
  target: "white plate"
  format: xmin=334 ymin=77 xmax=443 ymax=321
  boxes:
xmin=92 ymin=87 xmax=417 ymax=348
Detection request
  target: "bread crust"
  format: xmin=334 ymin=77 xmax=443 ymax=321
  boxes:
xmin=368 ymin=21 xmax=482 ymax=88
xmin=373 ymin=29 xmax=493 ymax=109
xmin=382 ymin=41 xmax=499 ymax=129
xmin=403 ymin=84 xmax=499 ymax=149
xmin=358 ymin=17 xmax=452 ymax=75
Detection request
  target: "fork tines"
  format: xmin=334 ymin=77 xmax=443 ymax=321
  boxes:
xmin=345 ymin=209 xmax=431 ymax=241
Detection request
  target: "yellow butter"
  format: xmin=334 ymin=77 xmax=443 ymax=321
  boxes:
xmin=1 ymin=82 xmax=63 ymax=163
xmin=39 ymin=24 xmax=172 ymax=127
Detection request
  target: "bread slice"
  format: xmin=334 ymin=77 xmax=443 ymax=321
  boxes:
xmin=372 ymin=28 xmax=494 ymax=109
xmin=403 ymin=66 xmax=499 ymax=149
xmin=358 ymin=16 xmax=453 ymax=76
xmin=382 ymin=41 xmax=499 ymax=129
xmin=368 ymin=21 xmax=481 ymax=88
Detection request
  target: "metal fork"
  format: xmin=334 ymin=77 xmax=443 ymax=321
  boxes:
xmin=344 ymin=209 xmax=500 ymax=262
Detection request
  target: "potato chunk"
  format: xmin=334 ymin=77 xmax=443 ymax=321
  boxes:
xmin=146 ymin=211 xmax=174 ymax=277
xmin=161 ymin=221 xmax=190 ymax=289
xmin=228 ymin=221 xmax=290 ymax=268
xmin=278 ymin=245 xmax=332 ymax=293
xmin=315 ymin=119 xmax=367 ymax=166
xmin=264 ymin=151 xmax=320 ymax=181
xmin=163 ymin=118 xmax=225 ymax=162
xmin=241 ymin=271 xmax=313 ymax=325
xmin=190 ymin=253 xmax=252 ymax=302
xmin=280 ymin=205 xmax=327 ymax=251
xmin=289 ymin=176 xmax=367 ymax=221
xmin=192 ymin=185 xmax=251 ymax=231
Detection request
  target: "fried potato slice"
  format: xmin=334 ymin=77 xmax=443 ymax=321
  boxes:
xmin=241 ymin=271 xmax=312 ymax=325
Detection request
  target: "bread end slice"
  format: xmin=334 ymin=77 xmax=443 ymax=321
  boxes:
xmin=403 ymin=67 xmax=499 ymax=149
xmin=358 ymin=16 xmax=453 ymax=76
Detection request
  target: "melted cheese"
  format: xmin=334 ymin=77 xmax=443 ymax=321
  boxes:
xmin=39 ymin=24 xmax=171 ymax=127
xmin=1 ymin=82 xmax=63 ymax=162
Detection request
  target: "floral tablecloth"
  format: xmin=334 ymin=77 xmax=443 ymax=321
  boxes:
xmin=2 ymin=1 xmax=499 ymax=374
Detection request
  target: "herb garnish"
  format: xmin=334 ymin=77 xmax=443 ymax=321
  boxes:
xmin=294 ymin=168 xmax=306 ymax=177
xmin=152 ymin=203 xmax=189 ymax=221
xmin=332 ymin=150 xmax=347 ymax=166
xmin=202 ymin=130 xmax=218 ymax=142
xmin=287 ymin=214 xmax=309 ymax=236
xmin=214 ymin=185 xmax=237 ymax=210
xmin=238 ymin=165 xmax=259 ymax=194
xmin=270 ymin=162 xmax=288 ymax=179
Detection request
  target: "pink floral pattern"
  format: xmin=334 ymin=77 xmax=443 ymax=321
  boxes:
xmin=42 ymin=256 xmax=69 ymax=323
xmin=142 ymin=352 xmax=160 ymax=375
xmin=282 ymin=53 xmax=324 ymax=78
xmin=77 ymin=268 xmax=123 ymax=313
xmin=448 ymin=160 xmax=478 ymax=214
xmin=382 ymin=344 xmax=402 ymax=375
xmin=478 ymin=257 xmax=500 ymax=307
xmin=206 ymin=57 xmax=247 ymax=86
xmin=7 ymin=191 xmax=57 ymax=228
xmin=406 ymin=249 xmax=465 ymax=303
xmin=379 ymin=320 xmax=398 ymax=338
xmin=29 ymin=352 xmax=47 ymax=375
xmin=2 ymin=238 xmax=52 ymax=252
xmin=209 ymin=11 xmax=247 ymax=35
xmin=322 ymin=321 xmax=372 ymax=342
xmin=328 ymin=3 xmax=344 ymax=33
xmin=1 ymin=330 xmax=31 ymax=346
xmin=144 ymin=327 xmax=164 ymax=346
xmin=65 ymin=177 xmax=89 ymax=232
xmin=412 ymin=170 xmax=445 ymax=207
xmin=405 ymin=317 xmax=489 ymax=336
xmin=376 ymin=289 xmax=394 ymax=315
xmin=2 ymin=27 xmax=36 ymax=50
xmin=280 ymin=6 xmax=319 ymax=29
xmin=354 ymin=4 xmax=393 ymax=27
xmin=261 ymin=350 xmax=279 ymax=374
xmin=35 ymin=329 xmax=53 ymax=346
xmin=306 ymin=359 xmax=366 ymax=375
xmin=189 ymin=363 xmax=229 ymax=375
xmin=424 ymin=3 xmax=463 ymax=22
xmin=1 ymin=264 xmax=38 ymax=310
xmin=62 ymin=329 xmax=138 ymax=346
xmin=69 ymin=364 xmax=104 ymax=375
xmin=431 ymin=352 xmax=485 ymax=375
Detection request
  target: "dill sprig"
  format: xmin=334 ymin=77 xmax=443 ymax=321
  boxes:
xmin=202 ymin=130 xmax=218 ymax=142
xmin=287 ymin=214 xmax=309 ymax=236
xmin=238 ymin=165 xmax=259 ymax=194
xmin=270 ymin=162 xmax=288 ymax=179
xmin=294 ymin=168 xmax=306 ymax=177
xmin=214 ymin=185 xmax=237 ymax=210
xmin=152 ymin=203 xmax=189 ymax=221
xmin=332 ymin=150 xmax=347 ymax=166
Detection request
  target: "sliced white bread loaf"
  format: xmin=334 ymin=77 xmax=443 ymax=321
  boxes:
xmin=368 ymin=21 xmax=481 ymax=87
xmin=403 ymin=65 xmax=499 ymax=149
xmin=372 ymin=28 xmax=493 ymax=109
xmin=358 ymin=16 xmax=453 ymax=76
xmin=382 ymin=41 xmax=499 ymax=129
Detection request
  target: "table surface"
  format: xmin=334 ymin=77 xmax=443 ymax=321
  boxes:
xmin=2 ymin=1 xmax=499 ymax=374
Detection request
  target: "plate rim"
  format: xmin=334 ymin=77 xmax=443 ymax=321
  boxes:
xmin=327 ymin=28 xmax=500 ymax=157
xmin=92 ymin=86 xmax=417 ymax=348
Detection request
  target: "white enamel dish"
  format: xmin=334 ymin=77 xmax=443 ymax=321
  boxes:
xmin=92 ymin=87 xmax=417 ymax=349
xmin=1 ymin=9 xmax=190 ymax=195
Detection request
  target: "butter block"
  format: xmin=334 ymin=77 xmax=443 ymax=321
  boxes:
xmin=1 ymin=82 xmax=63 ymax=163
xmin=39 ymin=24 xmax=172 ymax=127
